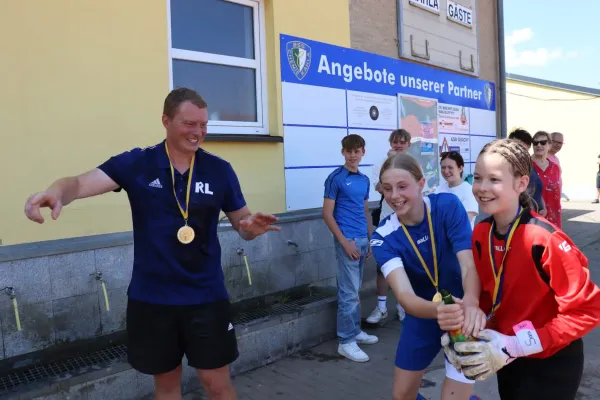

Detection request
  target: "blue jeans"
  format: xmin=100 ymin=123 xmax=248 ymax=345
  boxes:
xmin=334 ymin=237 xmax=370 ymax=344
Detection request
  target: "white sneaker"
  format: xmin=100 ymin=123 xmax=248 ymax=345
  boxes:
xmin=397 ymin=305 xmax=406 ymax=321
xmin=355 ymin=331 xmax=379 ymax=345
xmin=338 ymin=342 xmax=370 ymax=362
xmin=366 ymin=306 xmax=388 ymax=323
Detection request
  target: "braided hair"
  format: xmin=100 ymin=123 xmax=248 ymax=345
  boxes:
xmin=478 ymin=139 xmax=533 ymax=209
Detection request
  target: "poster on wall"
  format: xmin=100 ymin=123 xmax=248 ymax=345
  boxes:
xmin=438 ymin=134 xmax=470 ymax=162
xmin=398 ymin=94 xmax=440 ymax=193
xmin=279 ymin=34 xmax=497 ymax=211
xmin=347 ymin=91 xmax=397 ymax=130
xmin=438 ymin=104 xmax=469 ymax=134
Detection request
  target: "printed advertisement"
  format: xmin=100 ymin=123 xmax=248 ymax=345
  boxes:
xmin=398 ymin=94 xmax=439 ymax=193
xmin=438 ymin=104 xmax=469 ymax=134
xmin=439 ymin=133 xmax=471 ymax=162
xmin=347 ymin=90 xmax=398 ymax=130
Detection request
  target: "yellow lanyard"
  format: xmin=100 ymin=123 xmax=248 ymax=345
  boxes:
xmin=400 ymin=203 xmax=438 ymax=296
xmin=488 ymin=207 xmax=523 ymax=315
xmin=165 ymin=142 xmax=195 ymax=223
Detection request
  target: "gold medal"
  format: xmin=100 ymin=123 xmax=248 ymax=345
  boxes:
xmin=401 ymin=203 xmax=440 ymax=302
xmin=166 ymin=141 xmax=196 ymax=245
xmin=177 ymin=225 xmax=195 ymax=244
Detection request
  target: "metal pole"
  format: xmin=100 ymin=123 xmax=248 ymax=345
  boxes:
xmin=497 ymin=0 xmax=507 ymax=138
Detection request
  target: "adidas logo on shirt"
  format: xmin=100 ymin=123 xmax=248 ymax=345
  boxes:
xmin=228 ymin=323 xmax=234 ymax=331
xmin=149 ymin=178 xmax=162 ymax=188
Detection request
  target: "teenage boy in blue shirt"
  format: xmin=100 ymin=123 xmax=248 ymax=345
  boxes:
xmin=323 ymin=134 xmax=379 ymax=363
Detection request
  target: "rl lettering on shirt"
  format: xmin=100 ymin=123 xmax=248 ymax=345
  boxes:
xmin=513 ymin=320 xmax=543 ymax=356
xmin=195 ymin=181 xmax=213 ymax=195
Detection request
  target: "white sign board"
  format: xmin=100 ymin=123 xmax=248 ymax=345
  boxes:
xmin=438 ymin=103 xmax=469 ymax=134
xmin=409 ymin=0 xmax=440 ymax=15
xmin=446 ymin=0 xmax=473 ymax=28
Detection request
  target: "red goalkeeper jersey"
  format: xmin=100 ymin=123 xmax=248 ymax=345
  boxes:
xmin=472 ymin=209 xmax=600 ymax=358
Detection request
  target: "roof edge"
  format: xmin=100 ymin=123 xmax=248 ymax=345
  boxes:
xmin=506 ymin=73 xmax=600 ymax=97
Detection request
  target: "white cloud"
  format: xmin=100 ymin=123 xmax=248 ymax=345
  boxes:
xmin=505 ymin=28 xmax=578 ymax=68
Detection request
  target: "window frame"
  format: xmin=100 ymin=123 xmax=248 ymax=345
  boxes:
xmin=166 ymin=0 xmax=269 ymax=135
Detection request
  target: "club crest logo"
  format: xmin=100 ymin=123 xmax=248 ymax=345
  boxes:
xmin=484 ymin=83 xmax=493 ymax=109
xmin=286 ymin=41 xmax=312 ymax=80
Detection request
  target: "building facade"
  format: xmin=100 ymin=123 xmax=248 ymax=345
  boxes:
xmin=507 ymin=73 xmax=600 ymax=201
xmin=0 ymin=0 xmax=502 ymax=382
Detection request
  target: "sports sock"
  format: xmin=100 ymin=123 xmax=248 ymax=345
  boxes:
xmin=378 ymin=296 xmax=387 ymax=312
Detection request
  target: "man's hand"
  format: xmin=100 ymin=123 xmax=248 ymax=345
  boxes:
xmin=239 ymin=212 xmax=280 ymax=237
xmin=24 ymin=192 xmax=63 ymax=223
xmin=343 ymin=240 xmax=361 ymax=260
xmin=366 ymin=245 xmax=372 ymax=260
xmin=436 ymin=297 xmax=464 ymax=331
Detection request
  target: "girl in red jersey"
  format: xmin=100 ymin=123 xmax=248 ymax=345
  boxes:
xmin=442 ymin=139 xmax=600 ymax=399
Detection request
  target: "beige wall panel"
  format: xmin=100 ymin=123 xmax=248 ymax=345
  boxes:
xmin=349 ymin=0 xmax=399 ymax=59
xmin=402 ymin=24 xmax=477 ymax=73
xmin=400 ymin=0 xmax=479 ymax=75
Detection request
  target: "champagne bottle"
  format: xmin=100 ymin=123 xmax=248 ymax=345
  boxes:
xmin=440 ymin=289 xmax=469 ymax=343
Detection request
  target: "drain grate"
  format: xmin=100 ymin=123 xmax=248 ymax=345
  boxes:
xmin=0 ymin=344 xmax=127 ymax=394
xmin=0 ymin=291 xmax=335 ymax=395
xmin=233 ymin=292 xmax=332 ymax=324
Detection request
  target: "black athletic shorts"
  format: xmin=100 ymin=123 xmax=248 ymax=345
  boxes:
xmin=126 ymin=298 xmax=239 ymax=375
xmin=497 ymin=338 xmax=584 ymax=400
xmin=596 ymin=171 xmax=600 ymax=189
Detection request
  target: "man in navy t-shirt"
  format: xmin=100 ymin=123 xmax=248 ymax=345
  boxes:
xmin=24 ymin=88 xmax=280 ymax=399
xmin=323 ymin=134 xmax=379 ymax=363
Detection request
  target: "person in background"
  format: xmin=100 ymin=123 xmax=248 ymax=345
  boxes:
xmin=531 ymin=131 xmax=562 ymax=228
xmin=443 ymin=139 xmax=600 ymax=399
xmin=548 ymin=132 xmax=563 ymax=166
xmin=593 ymin=154 xmax=600 ymax=204
xmin=508 ymin=128 xmax=546 ymax=216
xmin=434 ymin=151 xmax=479 ymax=229
xmin=368 ymin=129 xmax=412 ymax=324
xmin=323 ymin=134 xmax=379 ymax=363
xmin=549 ymin=131 xmax=570 ymax=202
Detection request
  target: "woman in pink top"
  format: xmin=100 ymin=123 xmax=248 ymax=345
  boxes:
xmin=532 ymin=131 xmax=562 ymax=228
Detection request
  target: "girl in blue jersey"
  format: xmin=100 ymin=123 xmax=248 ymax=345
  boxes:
xmin=370 ymin=152 xmax=486 ymax=400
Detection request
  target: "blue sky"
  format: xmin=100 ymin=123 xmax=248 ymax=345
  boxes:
xmin=503 ymin=0 xmax=599 ymax=89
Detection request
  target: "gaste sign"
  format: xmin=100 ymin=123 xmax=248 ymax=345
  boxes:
xmin=446 ymin=0 xmax=474 ymax=28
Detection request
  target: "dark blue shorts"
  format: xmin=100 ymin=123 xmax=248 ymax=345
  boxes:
xmin=395 ymin=315 xmax=443 ymax=371
xmin=395 ymin=315 xmax=474 ymax=384
xmin=596 ymin=171 xmax=600 ymax=189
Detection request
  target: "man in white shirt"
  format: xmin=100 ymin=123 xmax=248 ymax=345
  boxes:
xmin=548 ymin=131 xmax=563 ymax=167
xmin=549 ymin=131 xmax=568 ymax=202
xmin=367 ymin=129 xmax=411 ymax=324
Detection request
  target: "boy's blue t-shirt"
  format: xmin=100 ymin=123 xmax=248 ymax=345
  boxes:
xmin=324 ymin=166 xmax=370 ymax=239
xmin=370 ymin=193 xmax=472 ymax=301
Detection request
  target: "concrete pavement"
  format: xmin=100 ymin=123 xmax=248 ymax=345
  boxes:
xmin=187 ymin=202 xmax=600 ymax=400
